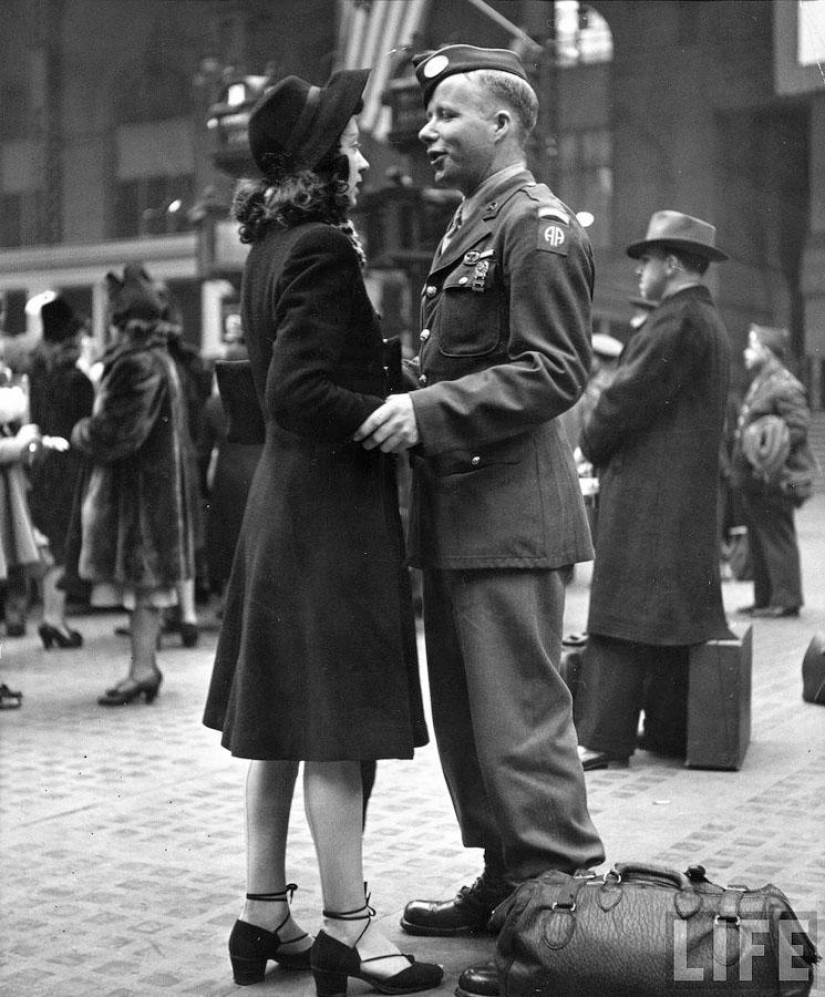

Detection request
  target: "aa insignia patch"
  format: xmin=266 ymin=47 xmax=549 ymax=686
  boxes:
xmin=538 ymin=221 xmax=569 ymax=255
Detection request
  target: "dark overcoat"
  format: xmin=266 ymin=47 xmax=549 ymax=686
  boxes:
xmin=27 ymin=340 xmax=95 ymax=563
xmin=406 ymin=169 xmax=593 ymax=569
xmin=202 ymin=222 xmax=427 ymax=761
xmin=581 ymin=285 xmax=732 ymax=645
xmin=70 ymin=327 xmax=195 ymax=591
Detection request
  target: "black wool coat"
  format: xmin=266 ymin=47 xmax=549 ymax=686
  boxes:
xmin=203 ymin=222 xmax=428 ymax=761
xmin=581 ymin=285 xmax=733 ymax=646
xmin=27 ymin=341 xmax=94 ymax=563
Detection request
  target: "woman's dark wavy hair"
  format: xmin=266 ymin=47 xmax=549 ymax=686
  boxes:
xmin=234 ymin=147 xmax=351 ymax=244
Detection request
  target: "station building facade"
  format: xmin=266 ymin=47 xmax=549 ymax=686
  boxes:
xmin=1 ymin=0 xmax=822 ymax=405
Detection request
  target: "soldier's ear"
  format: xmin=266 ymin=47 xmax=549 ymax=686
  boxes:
xmin=492 ymin=108 xmax=513 ymax=141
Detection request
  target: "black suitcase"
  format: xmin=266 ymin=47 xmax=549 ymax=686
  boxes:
xmin=685 ymin=627 xmax=752 ymax=770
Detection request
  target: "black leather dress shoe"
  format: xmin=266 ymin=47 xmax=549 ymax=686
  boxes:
xmin=455 ymin=960 xmax=499 ymax=997
xmin=401 ymin=872 xmax=512 ymax=936
xmin=578 ymin=747 xmax=630 ymax=771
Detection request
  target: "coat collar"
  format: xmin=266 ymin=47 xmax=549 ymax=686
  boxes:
xmin=429 ymin=168 xmax=535 ymax=275
xmin=659 ymin=284 xmax=713 ymax=308
xmin=100 ymin=324 xmax=169 ymax=375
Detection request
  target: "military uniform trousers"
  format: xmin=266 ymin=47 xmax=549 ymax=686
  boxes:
xmin=422 ymin=567 xmax=604 ymax=882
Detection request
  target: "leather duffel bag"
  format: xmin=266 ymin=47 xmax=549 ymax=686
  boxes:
xmin=493 ymin=862 xmax=819 ymax=997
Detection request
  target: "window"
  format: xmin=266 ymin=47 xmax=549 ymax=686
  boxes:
xmin=553 ymin=2 xmax=613 ymax=67
xmin=0 ymin=191 xmax=46 ymax=248
xmin=112 ymin=174 xmax=194 ymax=239
xmin=0 ymin=84 xmax=28 ymax=141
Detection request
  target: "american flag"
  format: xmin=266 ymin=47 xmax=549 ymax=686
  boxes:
xmin=336 ymin=0 xmax=431 ymax=140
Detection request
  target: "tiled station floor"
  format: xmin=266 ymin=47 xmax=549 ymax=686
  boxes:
xmin=1 ymin=494 xmax=823 ymax=996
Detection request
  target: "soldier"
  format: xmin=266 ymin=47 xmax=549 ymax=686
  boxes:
xmin=354 ymin=44 xmax=604 ymax=996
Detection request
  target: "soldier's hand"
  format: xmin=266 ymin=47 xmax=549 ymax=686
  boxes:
xmin=354 ymin=393 xmax=419 ymax=453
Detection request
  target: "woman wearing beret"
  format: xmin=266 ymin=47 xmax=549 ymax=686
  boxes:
xmin=202 ymin=71 xmax=439 ymax=994
xmin=731 ymin=324 xmax=817 ymax=618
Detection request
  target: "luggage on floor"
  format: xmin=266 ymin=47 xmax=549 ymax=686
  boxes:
xmin=686 ymin=627 xmax=752 ymax=770
xmin=493 ymin=862 xmax=819 ymax=997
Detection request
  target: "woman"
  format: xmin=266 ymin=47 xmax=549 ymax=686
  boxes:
xmin=732 ymin=323 xmax=817 ymax=618
xmin=70 ymin=265 xmax=196 ymax=703
xmin=0 ymin=377 xmax=49 ymax=637
xmin=0 ymin=377 xmax=43 ymax=703
xmin=202 ymin=71 xmax=439 ymax=994
xmin=27 ymin=294 xmax=94 ymax=648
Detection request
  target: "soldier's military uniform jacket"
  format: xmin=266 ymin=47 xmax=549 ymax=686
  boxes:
xmin=406 ymin=167 xmax=594 ymax=569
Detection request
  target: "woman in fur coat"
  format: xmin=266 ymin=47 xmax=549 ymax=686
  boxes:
xmin=70 ymin=265 xmax=195 ymax=704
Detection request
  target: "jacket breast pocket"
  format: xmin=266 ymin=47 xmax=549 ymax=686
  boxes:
xmin=438 ymin=261 xmax=503 ymax=358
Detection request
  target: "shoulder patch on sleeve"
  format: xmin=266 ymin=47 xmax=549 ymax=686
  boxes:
xmin=537 ymin=219 xmax=570 ymax=255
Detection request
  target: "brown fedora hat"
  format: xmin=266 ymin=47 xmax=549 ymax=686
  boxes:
xmin=248 ymin=68 xmax=370 ymax=178
xmin=626 ymin=210 xmax=728 ymax=262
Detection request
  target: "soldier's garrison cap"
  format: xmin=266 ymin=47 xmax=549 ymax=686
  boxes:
xmin=413 ymin=44 xmax=529 ymax=107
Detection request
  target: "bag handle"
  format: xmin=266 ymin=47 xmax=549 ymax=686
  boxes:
xmin=609 ymin=862 xmax=692 ymax=891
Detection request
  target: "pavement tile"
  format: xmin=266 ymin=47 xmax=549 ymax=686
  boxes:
xmin=1 ymin=495 xmax=823 ymax=996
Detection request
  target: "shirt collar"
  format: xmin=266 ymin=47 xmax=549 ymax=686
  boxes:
xmin=460 ymin=163 xmax=526 ymax=221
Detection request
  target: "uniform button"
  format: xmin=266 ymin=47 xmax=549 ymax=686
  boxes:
xmin=418 ymin=374 xmax=428 ymax=386
xmin=471 ymin=456 xmax=481 ymax=466
xmin=425 ymin=285 xmax=437 ymax=297
xmin=420 ymin=329 xmax=430 ymax=341
xmin=458 ymin=276 xmax=468 ymax=285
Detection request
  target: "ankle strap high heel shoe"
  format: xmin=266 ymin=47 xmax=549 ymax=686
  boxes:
xmin=310 ymin=900 xmax=443 ymax=997
xmin=229 ymin=883 xmax=312 ymax=986
xmin=39 ymin=623 xmax=83 ymax=650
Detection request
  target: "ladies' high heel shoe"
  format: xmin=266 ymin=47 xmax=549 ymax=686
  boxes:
xmin=97 ymin=672 xmax=163 ymax=706
xmin=311 ymin=902 xmax=443 ymax=996
xmin=229 ymin=884 xmax=312 ymax=985
xmin=38 ymin=623 xmax=83 ymax=650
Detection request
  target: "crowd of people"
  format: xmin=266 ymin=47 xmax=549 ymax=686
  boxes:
xmin=0 ymin=40 xmax=818 ymax=996
xmin=0 ymin=271 xmax=250 ymax=707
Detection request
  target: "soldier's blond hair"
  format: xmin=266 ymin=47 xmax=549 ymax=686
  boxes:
xmin=473 ymin=70 xmax=538 ymax=145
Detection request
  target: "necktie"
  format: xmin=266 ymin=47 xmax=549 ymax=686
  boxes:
xmin=438 ymin=204 xmax=464 ymax=258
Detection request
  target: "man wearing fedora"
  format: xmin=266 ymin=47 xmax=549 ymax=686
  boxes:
xmin=575 ymin=210 xmax=734 ymax=771
xmin=354 ymin=43 xmax=604 ymax=981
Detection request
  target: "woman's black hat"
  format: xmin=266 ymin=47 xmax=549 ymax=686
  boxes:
xmin=248 ymin=69 xmax=370 ymax=178
xmin=41 ymin=295 xmax=83 ymax=343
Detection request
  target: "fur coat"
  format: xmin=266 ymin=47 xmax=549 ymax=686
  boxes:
xmin=70 ymin=325 xmax=195 ymax=591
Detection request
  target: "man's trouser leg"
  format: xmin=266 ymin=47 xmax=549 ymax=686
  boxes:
xmin=575 ymin=635 xmax=647 ymax=758
xmin=422 ymin=568 xmax=604 ymax=881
